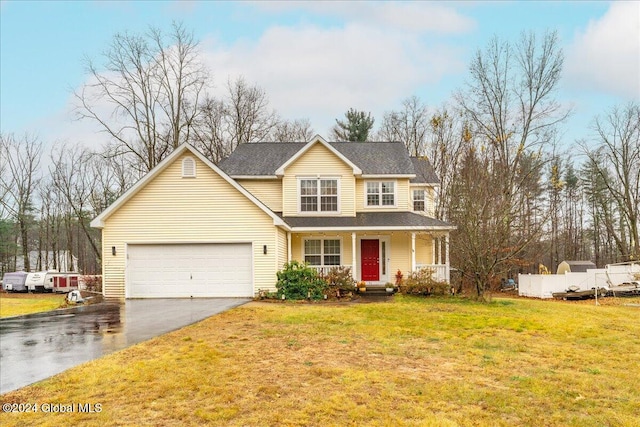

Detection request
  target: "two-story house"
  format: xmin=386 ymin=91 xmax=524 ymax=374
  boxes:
xmin=91 ymin=136 xmax=455 ymax=300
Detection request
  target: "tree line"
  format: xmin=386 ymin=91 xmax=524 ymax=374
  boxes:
xmin=1 ymin=23 xmax=638 ymax=298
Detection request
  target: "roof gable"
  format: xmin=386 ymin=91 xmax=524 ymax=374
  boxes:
xmin=275 ymin=136 xmax=362 ymax=176
xmin=90 ymin=144 xmax=288 ymax=229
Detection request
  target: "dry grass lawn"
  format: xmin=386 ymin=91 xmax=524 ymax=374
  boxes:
xmin=0 ymin=292 xmax=65 ymax=318
xmin=1 ymin=295 xmax=639 ymax=426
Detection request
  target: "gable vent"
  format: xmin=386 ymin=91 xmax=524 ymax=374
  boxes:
xmin=182 ymin=157 xmax=196 ymax=178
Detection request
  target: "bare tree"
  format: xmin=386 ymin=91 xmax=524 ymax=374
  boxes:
xmin=378 ymin=96 xmax=430 ymax=156
xmin=580 ymin=103 xmax=640 ymax=261
xmin=226 ymin=76 xmax=278 ymax=149
xmin=427 ymin=106 xmax=468 ymax=220
xmin=191 ymin=96 xmax=229 ymax=163
xmin=450 ymin=30 xmax=568 ymax=297
xmin=50 ymin=144 xmax=102 ymax=264
xmin=75 ymin=22 xmax=208 ymax=173
xmin=0 ymin=134 xmax=43 ymax=271
xmin=270 ymin=118 xmax=314 ymax=142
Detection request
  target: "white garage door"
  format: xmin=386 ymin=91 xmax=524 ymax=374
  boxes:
xmin=127 ymin=243 xmax=253 ymax=298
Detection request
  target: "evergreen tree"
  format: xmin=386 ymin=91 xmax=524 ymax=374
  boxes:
xmin=331 ymin=108 xmax=375 ymax=141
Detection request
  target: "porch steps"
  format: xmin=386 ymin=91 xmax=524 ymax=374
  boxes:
xmin=359 ymin=286 xmax=394 ymax=297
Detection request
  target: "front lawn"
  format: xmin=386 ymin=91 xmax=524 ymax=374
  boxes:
xmin=1 ymin=296 xmax=639 ymax=426
xmin=0 ymin=293 xmax=66 ymax=318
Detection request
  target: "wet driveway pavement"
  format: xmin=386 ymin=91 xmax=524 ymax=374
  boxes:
xmin=0 ymin=298 xmax=250 ymax=394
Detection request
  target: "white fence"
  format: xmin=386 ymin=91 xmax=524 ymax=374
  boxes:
xmin=519 ymin=263 xmax=639 ymax=298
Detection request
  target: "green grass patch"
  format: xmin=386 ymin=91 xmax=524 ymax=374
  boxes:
xmin=1 ymin=295 xmax=639 ymax=426
xmin=0 ymin=293 xmax=65 ymax=317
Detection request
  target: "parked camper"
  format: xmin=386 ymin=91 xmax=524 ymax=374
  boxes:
xmin=52 ymin=274 xmax=79 ymax=293
xmin=25 ymin=271 xmax=52 ymax=292
xmin=2 ymin=271 xmax=29 ymax=292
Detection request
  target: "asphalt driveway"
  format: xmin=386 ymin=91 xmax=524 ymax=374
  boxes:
xmin=0 ymin=298 xmax=249 ymax=394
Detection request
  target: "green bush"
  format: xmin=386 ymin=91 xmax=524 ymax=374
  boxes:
xmin=400 ymin=267 xmax=451 ymax=296
xmin=276 ymin=261 xmax=328 ymax=300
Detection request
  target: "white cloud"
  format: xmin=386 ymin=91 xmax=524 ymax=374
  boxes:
xmin=565 ymin=2 xmax=640 ymax=99
xmin=202 ymin=22 xmax=465 ymax=135
xmin=253 ymin=1 xmax=476 ymax=35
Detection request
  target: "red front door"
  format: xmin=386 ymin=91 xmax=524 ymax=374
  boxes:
xmin=361 ymin=239 xmax=380 ymax=281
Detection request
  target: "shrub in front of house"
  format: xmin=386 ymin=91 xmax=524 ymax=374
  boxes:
xmin=400 ymin=267 xmax=451 ymax=296
xmin=82 ymin=275 xmax=102 ymax=293
xmin=323 ymin=266 xmax=356 ymax=298
xmin=276 ymin=261 xmax=328 ymax=300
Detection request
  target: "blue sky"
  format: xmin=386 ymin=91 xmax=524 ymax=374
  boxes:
xmin=1 ymin=1 xmax=638 ymax=149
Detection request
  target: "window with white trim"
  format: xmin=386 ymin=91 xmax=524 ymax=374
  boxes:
xmin=182 ymin=157 xmax=196 ymax=178
xmin=413 ymin=189 xmax=425 ymax=212
xmin=366 ymin=181 xmax=395 ymax=207
xmin=304 ymin=239 xmax=341 ymax=266
xmin=299 ymin=178 xmax=338 ymax=212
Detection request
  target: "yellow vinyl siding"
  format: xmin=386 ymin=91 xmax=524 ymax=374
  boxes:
xmin=282 ymin=143 xmax=356 ymax=216
xmin=415 ymin=234 xmax=434 ymax=265
xmin=392 ymin=233 xmax=434 ymax=273
xmin=277 ymin=229 xmax=288 ymax=270
xmin=356 ymin=178 xmax=410 ymax=212
xmin=426 ymin=186 xmax=436 ymax=217
xmin=101 ymin=152 xmax=278 ymax=300
xmin=237 ymin=179 xmax=282 ymax=212
xmin=390 ymin=233 xmax=411 ymax=275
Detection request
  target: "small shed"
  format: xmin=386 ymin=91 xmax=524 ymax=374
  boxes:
xmin=556 ymin=260 xmax=597 ymax=275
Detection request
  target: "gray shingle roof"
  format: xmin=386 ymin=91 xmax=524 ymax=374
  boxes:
xmin=278 ymin=212 xmax=455 ymax=230
xmin=330 ymin=142 xmax=414 ymax=175
xmin=410 ymin=157 xmax=440 ymax=184
xmin=218 ymin=142 xmax=304 ymax=176
xmin=218 ymin=140 xmax=425 ymax=176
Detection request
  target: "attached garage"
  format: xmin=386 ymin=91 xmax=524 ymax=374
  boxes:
xmin=127 ymin=243 xmax=253 ymax=298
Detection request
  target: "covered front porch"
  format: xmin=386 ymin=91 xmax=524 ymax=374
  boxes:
xmin=285 ymin=230 xmax=452 ymax=285
xmin=279 ymin=212 xmax=455 ymax=285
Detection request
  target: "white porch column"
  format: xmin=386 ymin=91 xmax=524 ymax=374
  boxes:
xmin=431 ymin=236 xmax=436 ymax=264
xmin=438 ymin=236 xmax=442 ymax=265
xmin=351 ymin=232 xmax=357 ymax=280
xmin=411 ymin=232 xmax=416 ymax=271
xmin=287 ymin=232 xmax=292 ymax=262
xmin=444 ymin=234 xmax=450 ymax=265
xmin=445 ymin=233 xmax=450 ymax=282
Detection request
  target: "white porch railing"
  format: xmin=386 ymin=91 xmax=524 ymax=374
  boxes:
xmin=311 ymin=265 xmax=353 ymax=277
xmin=416 ymin=264 xmax=450 ymax=283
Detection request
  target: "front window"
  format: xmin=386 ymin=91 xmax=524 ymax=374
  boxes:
xmin=367 ymin=181 xmax=395 ymax=207
xmin=413 ymin=189 xmax=425 ymax=212
xmin=300 ymin=178 xmax=338 ymax=212
xmin=304 ymin=239 xmax=341 ymax=266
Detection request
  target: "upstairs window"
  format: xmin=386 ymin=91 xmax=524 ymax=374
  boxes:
xmin=182 ymin=157 xmax=196 ymax=178
xmin=300 ymin=178 xmax=339 ymax=213
xmin=366 ymin=181 xmax=395 ymax=207
xmin=413 ymin=189 xmax=425 ymax=212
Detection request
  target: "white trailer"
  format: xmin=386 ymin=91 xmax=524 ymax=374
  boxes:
xmin=25 ymin=271 xmax=81 ymax=293
xmin=2 ymin=271 xmax=29 ymax=292
xmin=25 ymin=271 xmax=53 ymax=292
